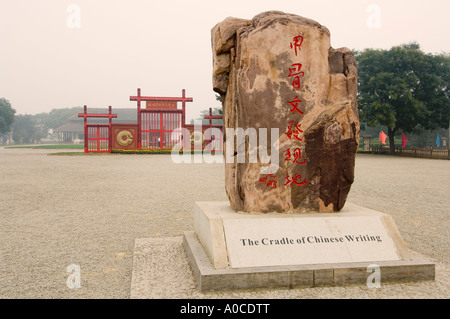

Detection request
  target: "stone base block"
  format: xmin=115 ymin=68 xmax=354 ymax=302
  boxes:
xmin=183 ymin=231 xmax=434 ymax=292
xmin=183 ymin=201 xmax=435 ymax=292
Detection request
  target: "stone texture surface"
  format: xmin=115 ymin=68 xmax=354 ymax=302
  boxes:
xmin=212 ymin=11 xmax=360 ymax=213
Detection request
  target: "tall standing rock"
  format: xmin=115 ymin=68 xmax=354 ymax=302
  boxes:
xmin=212 ymin=11 xmax=360 ymax=213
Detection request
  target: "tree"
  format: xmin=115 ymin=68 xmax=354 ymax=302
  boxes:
xmin=12 ymin=114 xmax=43 ymax=144
xmin=190 ymin=107 xmax=223 ymax=125
xmin=356 ymin=43 xmax=450 ymax=153
xmin=414 ymin=52 xmax=450 ymax=130
xmin=190 ymin=96 xmax=223 ymax=125
xmin=43 ymin=107 xmax=83 ymax=131
xmin=4 ymin=106 xmax=83 ymax=144
xmin=0 ymin=98 xmax=16 ymax=134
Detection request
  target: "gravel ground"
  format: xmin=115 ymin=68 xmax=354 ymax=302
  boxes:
xmin=130 ymin=237 xmax=449 ymax=299
xmin=0 ymin=147 xmax=448 ymax=299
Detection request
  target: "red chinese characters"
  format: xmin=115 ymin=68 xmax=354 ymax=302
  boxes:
xmin=289 ymin=36 xmax=304 ymax=56
xmin=259 ymin=174 xmax=278 ymax=189
xmin=259 ymin=35 xmax=307 ymax=190
xmin=287 ymin=96 xmax=303 ymax=115
xmin=284 ymin=172 xmax=307 ymax=186
xmin=284 ymin=148 xmax=305 ymax=165
xmin=284 ymin=35 xmax=307 ymax=187
xmin=285 ymin=121 xmax=303 ymax=141
xmin=288 ymin=63 xmax=304 ymax=90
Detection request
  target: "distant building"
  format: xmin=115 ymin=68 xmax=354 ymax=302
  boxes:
xmin=54 ymin=108 xmax=137 ymax=143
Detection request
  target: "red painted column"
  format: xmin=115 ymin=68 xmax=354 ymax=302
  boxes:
xmin=209 ymin=107 xmax=213 ymax=152
xmin=108 ymin=105 xmax=112 ymax=153
xmin=180 ymin=89 xmax=185 ymax=149
xmin=83 ymin=105 xmax=88 ymax=153
xmin=96 ymin=127 xmax=100 ymax=152
xmin=160 ymin=113 xmax=163 ymax=149
xmin=137 ymin=88 xmax=142 ymax=149
xmin=209 ymin=108 xmax=212 ymax=131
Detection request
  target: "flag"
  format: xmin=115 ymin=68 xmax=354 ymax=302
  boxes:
xmin=436 ymin=134 xmax=440 ymax=147
xmin=379 ymin=131 xmax=387 ymax=145
xmin=402 ymin=132 xmax=408 ymax=148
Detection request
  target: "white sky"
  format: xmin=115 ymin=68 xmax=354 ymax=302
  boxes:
xmin=1 ymin=0 xmax=449 ymax=122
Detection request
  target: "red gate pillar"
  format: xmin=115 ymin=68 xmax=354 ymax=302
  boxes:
xmin=182 ymin=89 xmax=187 ymax=150
xmin=182 ymin=89 xmax=186 ymax=131
xmin=136 ymin=88 xmax=142 ymax=149
xmin=203 ymin=108 xmax=223 ymax=151
xmin=108 ymin=105 xmax=113 ymax=153
xmin=83 ymin=105 xmax=88 ymax=153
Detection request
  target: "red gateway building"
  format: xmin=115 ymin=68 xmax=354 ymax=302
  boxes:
xmin=77 ymin=88 xmax=222 ymax=153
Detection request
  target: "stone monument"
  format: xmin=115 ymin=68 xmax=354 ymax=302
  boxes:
xmin=212 ymin=11 xmax=359 ymax=213
xmin=183 ymin=11 xmax=435 ymax=292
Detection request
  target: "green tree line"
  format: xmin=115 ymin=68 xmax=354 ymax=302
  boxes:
xmin=0 ymin=103 xmax=82 ymax=144
xmin=356 ymin=42 xmax=450 ymax=153
xmin=0 ymin=98 xmax=16 ymax=135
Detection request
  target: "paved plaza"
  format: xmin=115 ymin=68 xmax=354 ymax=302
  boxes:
xmin=0 ymin=147 xmax=448 ymax=298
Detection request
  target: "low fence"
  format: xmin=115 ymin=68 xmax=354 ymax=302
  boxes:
xmin=370 ymin=146 xmax=449 ymax=160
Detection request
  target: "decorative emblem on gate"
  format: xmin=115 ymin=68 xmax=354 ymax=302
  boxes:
xmin=117 ymin=130 xmax=133 ymax=146
xmin=190 ymin=131 xmax=203 ymax=145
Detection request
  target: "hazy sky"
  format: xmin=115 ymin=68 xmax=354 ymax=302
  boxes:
xmin=1 ymin=0 xmax=449 ymax=122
